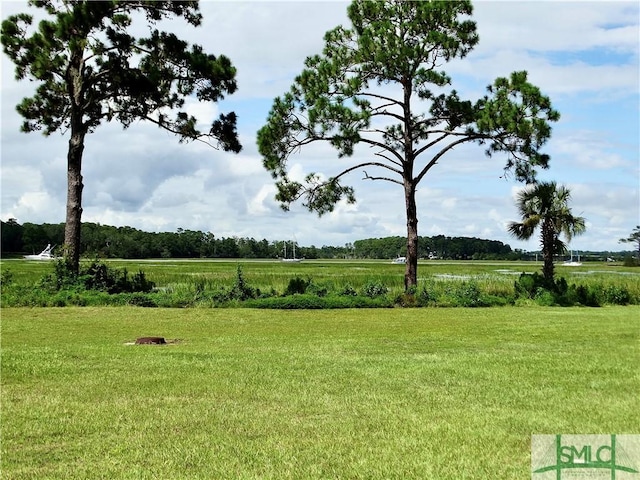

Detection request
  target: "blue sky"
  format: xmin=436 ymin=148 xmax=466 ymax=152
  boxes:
xmin=1 ymin=1 xmax=638 ymax=252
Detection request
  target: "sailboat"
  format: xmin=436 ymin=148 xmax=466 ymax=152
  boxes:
xmin=563 ymin=250 xmax=582 ymax=266
xmin=281 ymin=241 xmax=302 ymax=263
xmin=24 ymin=244 xmax=57 ymax=261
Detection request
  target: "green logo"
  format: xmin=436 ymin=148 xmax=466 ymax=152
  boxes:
xmin=532 ymin=435 xmax=640 ymax=479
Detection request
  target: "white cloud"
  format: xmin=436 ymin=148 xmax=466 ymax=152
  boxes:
xmin=553 ymin=131 xmax=632 ymax=170
xmin=248 ymin=184 xmax=277 ymax=215
xmin=1 ymin=1 xmax=638 ymax=251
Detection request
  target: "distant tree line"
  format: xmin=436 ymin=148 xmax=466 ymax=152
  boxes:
xmin=1 ymin=219 xmax=343 ymax=260
xmin=353 ymin=236 xmax=515 ymax=260
xmin=0 ymin=219 xmax=631 ymax=262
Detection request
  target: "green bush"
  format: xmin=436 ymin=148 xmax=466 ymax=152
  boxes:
xmin=453 ymin=281 xmax=484 ymax=307
xmin=394 ymin=292 xmax=417 ymax=307
xmin=339 ymin=283 xmax=358 ymax=296
xmin=0 ymin=268 xmax=14 ymax=286
xmin=229 ymin=265 xmax=256 ymax=300
xmin=602 ymin=285 xmax=631 ymax=305
xmin=284 ymin=276 xmax=311 ymax=296
xmin=515 ymin=273 xmax=574 ymax=306
xmin=515 ymin=272 xmax=550 ymax=299
xmin=569 ymin=284 xmax=600 ymax=307
xmin=534 ymin=288 xmax=556 ymax=307
xmin=361 ymin=281 xmax=388 ymax=298
xmin=127 ymin=293 xmax=158 ymax=307
xmin=38 ymin=260 xmax=155 ymax=294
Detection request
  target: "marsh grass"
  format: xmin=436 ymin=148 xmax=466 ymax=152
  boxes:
xmin=1 ymin=259 xmax=638 ymax=307
xmin=1 ymin=307 xmax=638 ymax=479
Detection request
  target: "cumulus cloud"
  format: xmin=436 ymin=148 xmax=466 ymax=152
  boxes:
xmin=1 ymin=1 xmax=637 ymax=251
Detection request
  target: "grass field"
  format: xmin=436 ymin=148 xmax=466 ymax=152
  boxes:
xmin=1 ymin=306 xmax=638 ymax=479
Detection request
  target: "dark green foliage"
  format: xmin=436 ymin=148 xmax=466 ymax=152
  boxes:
xmin=284 ymin=276 xmax=311 ymax=296
xmin=602 ymin=285 xmax=631 ymax=305
xmin=513 ymin=272 xmax=632 ymax=307
xmin=38 ymin=259 xmax=155 ymax=294
xmin=229 ymin=265 xmax=257 ymax=301
xmin=339 ymin=284 xmax=358 ymax=296
xmin=0 ymin=268 xmax=14 ymax=287
xmin=126 ymin=293 xmax=158 ymax=308
xmin=361 ymin=281 xmax=388 ymax=298
xmin=450 ymin=281 xmax=484 ymax=307
xmin=623 ymin=255 xmax=639 ymax=267
xmin=572 ymin=285 xmax=600 ymax=307
xmin=394 ymin=292 xmax=418 ymax=308
xmin=0 ymin=218 xmax=23 ymax=254
xmin=353 ymin=234 xmax=513 ymax=260
xmin=414 ymin=280 xmax=510 ymax=308
xmin=514 ymin=272 xmax=554 ymax=299
xmin=306 ymin=281 xmax=329 ymax=298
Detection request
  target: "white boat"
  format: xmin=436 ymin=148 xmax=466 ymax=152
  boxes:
xmin=281 ymin=241 xmax=302 ymax=263
xmin=563 ymin=251 xmax=582 ymax=266
xmin=24 ymin=244 xmax=57 ymax=260
xmin=392 ymin=256 xmax=406 ymax=264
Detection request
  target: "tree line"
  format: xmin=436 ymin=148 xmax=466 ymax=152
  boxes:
xmin=353 ymin=236 xmax=514 ymax=260
xmin=3 ymin=219 xmax=522 ymax=260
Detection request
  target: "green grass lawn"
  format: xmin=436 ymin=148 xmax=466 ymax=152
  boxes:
xmin=1 ymin=306 xmax=638 ymax=479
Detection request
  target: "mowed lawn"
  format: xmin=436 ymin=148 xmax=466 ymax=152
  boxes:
xmin=1 ymin=307 xmax=638 ymax=479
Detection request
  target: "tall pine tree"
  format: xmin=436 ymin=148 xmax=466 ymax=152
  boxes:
xmin=2 ymin=1 xmax=241 ymax=272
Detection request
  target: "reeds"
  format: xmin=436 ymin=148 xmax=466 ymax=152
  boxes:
xmin=1 ymin=258 xmax=638 ymax=307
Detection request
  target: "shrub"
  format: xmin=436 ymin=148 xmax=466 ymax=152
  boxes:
xmin=453 ymin=281 xmax=484 ymax=307
xmin=602 ymin=285 xmax=631 ymax=305
xmin=515 ymin=273 xmax=571 ymax=306
xmin=127 ymin=293 xmax=158 ymax=307
xmin=229 ymin=265 xmax=256 ymax=300
xmin=307 ymin=281 xmax=329 ymax=297
xmin=284 ymin=276 xmax=311 ymax=296
xmin=39 ymin=259 xmax=156 ymax=294
xmin=567 ymin=284 xmax=600 ymax=307
xmin=0 ymin=268 xmax=14 ymax=287
xmin=361 ymin=281 xmax=388 ymax=298
xmin=339 ymin=283 xmax=357 ymax=296
xmin=534 ymin=288 xmax=556 ymax=307
xmin=515 ymin=272 xmax=549 ymax=299
xmin=395 ymin=292 xmax=417 ymax=307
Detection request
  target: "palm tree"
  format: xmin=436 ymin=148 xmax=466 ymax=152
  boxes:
xmin=619 ymin=226 xmax=640 ymax=264
xmin=508 ymin=182 xmax=586 ymax=284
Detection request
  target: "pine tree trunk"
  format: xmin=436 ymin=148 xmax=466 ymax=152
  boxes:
xmin=64 ymin=127 xmax=85 ymax=273
xmin=401 ymin=77 xmax=418 ymax=292
xmin=404 ymin=182 xmax=419 ymax=291
xmin=63 ymin=49 xmax=86 ymax=274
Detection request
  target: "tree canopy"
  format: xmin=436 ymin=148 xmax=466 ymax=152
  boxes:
xmin=2 ymin=0 xmax=241 ymax=272
xmin=258 ymin=0 xmax=559 ymax=290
